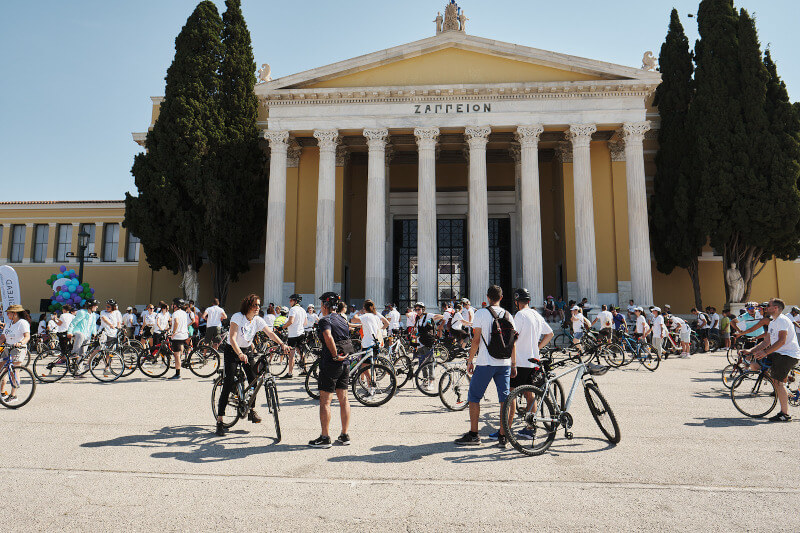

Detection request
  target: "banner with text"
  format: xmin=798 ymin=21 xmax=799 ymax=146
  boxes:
xmin=0 ymin=265 xmax=21 ymax=319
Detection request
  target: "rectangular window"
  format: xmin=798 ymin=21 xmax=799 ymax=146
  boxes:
xmin=32 ymin=224 xmax=49 ymax=263
xmin=9 ymin=225 xmax=25 ymax=263
xmin=79 ymin=223 xmax=95 ymax=255
xmin=102 ymin=223 xmax=119 ymax=262
xmin=125 ymin=233 xmax=140 ymax=262
xmin=56 ymin=224 xmax=72 ymax=262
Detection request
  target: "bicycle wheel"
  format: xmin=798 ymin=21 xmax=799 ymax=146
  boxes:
xmin=89 ymin=350 xmax=125 ymax=382
xmin=32 ymin=350 xmax=68 ymax=383
xmin=600 ymin=344 xmax=625 ymax=367
xmin=352 ymin=363 xmax=396 ymax=407
xmin=211 ymin=375 xmax=242 ymax=428
xmin=438 ymin=367 xmax=470 ymax=411
xmin=433 ymin=345 xmax=449 ymax=364
xmin=639 ymin=345 xmax=660 ymax=371
xmin=120 ymin=346 xmax=139 ymax=378
xmin=393 ymin=355 xmax=412 ymax=388
xmin=721 ymin=364 xmax=744 ymax=389
xmin=268 ymin=351 xmax=289 ymax=377
xmin=730 ymin=371 xmax=777 ymax=418
xmin=726 ymin=347 xmax=739 ymax=365
xmin=266 ymin=381 xmax=281 ymax=443
xmin=0 ymin=365 xmax=36 ymax=408
xmin=137 ymin=350 xmax=170 ymax=378
xmin=304 ymin=360 xmax=320 ymax=400
xmin=501 ymin=385 xmax=557 ymax=456
xmin=188 ymin=346 xmax=220 ymax=378
xmin=553 ymin=333 xmax=571 ymax=349
xmin=550 ymin=378 xmax=566 ymax=411
xmin=414 ymin=361 xmax=447 ymax=396
xmin=584 ymin=381 xmax=620 ymax=443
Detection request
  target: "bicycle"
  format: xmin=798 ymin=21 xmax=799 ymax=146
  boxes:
xmin=32 ymin=337 xmax=124 ymax=383
xmin=407 ymin=340 xmax=449 ymax=396
xmin=729 ymin=356 xmax=798 ymax=418
xmin=501 ymin=356 xmax=620 ymax=456
xmin=210 ymin=350 xmax=281 ymax=442
xmin=0 ymin=344 xmax=36 ymax=408
xmin=382 ymin=335 xmax=413 ymax=388
xmin=611 ymin=332 xmax=659 ymax=371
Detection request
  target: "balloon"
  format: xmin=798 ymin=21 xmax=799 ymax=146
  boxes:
xmin=68 ymin=285 xmax=75 ymax=293
xmin=82 ymin=283 xmax=88 ymax=288
xmin=59 ymin=265 xmax=66 ymax=272
xmin=90 ymin=288 xmax=94 ymax=293
xmin=81 ymin=299 xmax=86 ymax=305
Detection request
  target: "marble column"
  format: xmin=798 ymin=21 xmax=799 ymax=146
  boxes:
xmin=414 ymin=127 xmax=439 ymax=307
xmin=622 ymin=121 xmax=653 ymax=306
xmin=516 ymin=125 xmax=545 ymax=305
xmin=313 ymin=129 xmax=339 ymax=297
xmin=262 ymin=130 xmax=290 ymax=306
xmin=465 ymin=126 xmax=491 ymax=302
xmin=567 ymin=124 xmax=598 ymax=305
xmin=363 ymin=128 xmax=389 ymax=304
xmin=509 ymin=144 xmax=522 ymax=289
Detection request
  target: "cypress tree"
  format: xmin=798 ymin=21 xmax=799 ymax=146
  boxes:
xmin=651 ymin=9 xmax=704 ymax=308
xmin=125 ymin=1 xmax=224 ymax=301
xmin=204 ymin=0 xmax=266 ymax=304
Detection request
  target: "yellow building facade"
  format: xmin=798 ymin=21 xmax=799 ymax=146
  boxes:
xmin=3 ymin=13 xmax=800 ymax=315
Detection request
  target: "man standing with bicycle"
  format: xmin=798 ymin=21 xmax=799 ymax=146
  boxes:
xmin=281 ymin=294 xmax=307 ymax=380
xmin=309 ymin=292 xmax=353 ymax=448
xmin=741 ymin=298 xmax=800 ymax=422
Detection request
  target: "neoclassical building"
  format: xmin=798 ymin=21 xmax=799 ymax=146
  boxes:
xmin=3 ymin=5 xmax=799 ymax=313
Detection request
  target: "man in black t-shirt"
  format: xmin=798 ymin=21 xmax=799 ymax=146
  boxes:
xmin=309 ymin=292 xmax=352 ymax=449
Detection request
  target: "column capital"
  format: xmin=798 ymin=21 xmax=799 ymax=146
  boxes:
xmin=567 ymin=124 xmax=597 ymax=148
xmin=363 ymin=128 xmax=389 ymax=149
xmin=515 ymin=125 xmax=544 ymax=147
xmin=414 ymin=126 xmax=439 ymax=147
xmin=622 ymin=121 xmax=651 ymax=143
xmin=464 ymin=125 xmax=491 ymax=147
xmin=262 ymin=130 xmax=290 ymax=151
xmin=313 ymin=129 xmax=340 ymax=150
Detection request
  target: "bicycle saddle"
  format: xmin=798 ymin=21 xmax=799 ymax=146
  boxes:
xmin=586 ymin=363 xmax=609 ymax=376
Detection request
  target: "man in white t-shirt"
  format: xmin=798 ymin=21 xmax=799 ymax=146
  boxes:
xmin=627 ymin=299 xmax=637 ymax=323
xmin=122 ymin=307 xmax=138 ymax=339
xmin=386 ymin=303 xmax=401 ymax=337
xmin=202 ymin=298 xmax=227 ymax=349
xmin=691 ymin=307 xmax=712 ymax=352
xmin=669 ymin=315 xmax=691 ymax=358
xmin=169 ymin=298 xmax=190 ymax=380
xmin=591 ymin=304 xmax=614 ymax=343
xmin=455 ymin=285 xmax=518 ymax=448
xmin=743 ymin=298 xmax=800 ymax=421
xmin=789 ymin=307 xmax=800 ymax=330
xmin=650 ymin=307 xmax=667 ymax=359
xmin=56 ymin=306 xmax=76 ymax=355
xmin=462 ymin=298 xmax=476 ymax=334
xmin=281 ymin=294 xmax=308 ymax=379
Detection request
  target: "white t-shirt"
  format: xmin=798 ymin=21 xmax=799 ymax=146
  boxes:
xmin=698 ymin=313 xmax=711 ymax=329
xmin=359 ymin=312 xmax=384 ymax=348
xmin=652 ymin=315 xmax=665 ymax=338
xmin=264 ymin=313 xmax=276 ymax=328
xmin=710 ymin=313 xmax=720 ymax=329
xmin=627 ymin=304 xmax=637 ymax=315
xmin=228 ymin=312 xmax=268 ymax=348
xmin=123 ymin=313 xmax=137 ymax=328
xmin=450 ymin=311 xmax=465 ymax=331
xmin=768 ymin=314 xmax=800 ymax=359
xmin=405 ymin=311 xmax=415 ymax=328
xmin=155 ymin=311 xmax=171 ymax=333
xmin=387 ymin=309 xmax=401 ymax=330
xmin=287 ymin=305 xmax=307 ymax=338
xmin=37 ymin=320 xmax=46 ymax=335
xmin=57 ymin=313 xmax=74 ymax=333
xmin=305 ymin=312 xmax=319 ymax=331
xmin=205 ymin=305 xmax=225 ymax=328
xmin=113 ymin=310 xmax=123 ymax=329
xmin=514 ymin=308 xmax=553 ymax=368
xmin=100 ymin=310 xmax=119 ymax=336
xmin=473 ymin=306 xmax=517 ymax=367
xmin=143 ymin=311 xmax=156 ymax=327
xmin=4 ymin=319 xmax=30 ymax=345
xmin=171 ymin=309 xmax=189 ymax=340
xmin=465 ymin=306 xmax=476 ymax=324
xmin=47 ymin=319 xmax=58 ymax=333
xmin=789 ymin=313 xmax=800 ymax=324
xmin=635 ymin=315 xmax=647 ymax=334
xmin=596 ymin=310 xmax=613 ymax=329
xmin=572 ymin=312 xmax=586 ymax=333
xmin=671 ymin=316 xmax=689 ymax=333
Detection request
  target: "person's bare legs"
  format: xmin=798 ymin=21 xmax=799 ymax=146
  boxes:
xmin=173 ymin=345 xmax=182 ymax=371
xmin=771 ymin=376 xmax=790 ymax=415
xmin=287 ymin=347 xmax=297 ymax=375
xmin=336 ymin=387 xmax=350 ymax=435
xmin=319 ymin=390 xmax=333 ymax=437
xmin=469 ymin=401 xmax=480 ymax=433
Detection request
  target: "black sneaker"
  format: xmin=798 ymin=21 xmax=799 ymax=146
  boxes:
xmin=335 ymin=433 xmax=351 ymax=446
xmin=454 ymin=432 xmax=481 ymax=446
xmin=279 ymin=373 xmax=293 ymax=380
xmin=497 ymin=434 xmax=508 ymax=449
xmin=248 ymin=410 xmax=262 ymax=424
xmin=167 ymin=373 xmax=181 ymax=380
xmin=215 ymin=422 xmax=226 ymax=436
xmin=768 ymin=411 xmax=792 ymax=422
xmin=308 ymin=435 xmax=332 ymax=448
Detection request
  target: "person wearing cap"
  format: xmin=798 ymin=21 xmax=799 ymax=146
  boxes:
xmin=280 ymin=294 xmax=307 ymax=379
xmin=168 ymin=299 xmax=190 ymax=380
xmin=650 ymin=307 xmax=667 ymax=359
xmin=0 ymin=304 xmax=31 ymax=400
xmin=732 ymin=302 xmax=770 ymax=348
xmin=570 ymin=305 xmax=591 ymax=346
xmin=543 ymin=296 xmax=558 ymax=322
xmin=412 ymin=302 xmax=444 ymax=384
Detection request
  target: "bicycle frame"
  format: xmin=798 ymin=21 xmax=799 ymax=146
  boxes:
xmin=542 ymin=362 xmax=587 ymax=415
xmin=1 ymin=347 xmax=23 ymax=388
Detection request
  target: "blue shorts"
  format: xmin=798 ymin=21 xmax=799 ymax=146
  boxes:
xmin=467 ymin=365 xmax=511 ymax=404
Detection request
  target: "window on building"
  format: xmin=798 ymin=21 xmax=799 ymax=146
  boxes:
xmin=102 ymin=223 xmax=119 ymax=262
xmin=9 ymin=225 xmax=25 ymax=263
xmin=79 ymin=223 xmax=95 ymax=255
xmin=125 ymin=233 xmax=140 ymax=262
xmin=32 ymin=224 xmax=49 ymax=263
xmin=55 ymin=224 xmax=72 ymax=262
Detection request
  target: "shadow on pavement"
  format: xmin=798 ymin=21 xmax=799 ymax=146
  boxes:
xmin=81 ymin=424 xmax=305 ymax=463
xmin=684 ymin=417 xmax=771 ymax=428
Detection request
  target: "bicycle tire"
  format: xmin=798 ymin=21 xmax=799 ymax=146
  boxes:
xmin=352 ymin=363 xmax=396 ymax=407
xmin=89 ymin=350 xmax=125 ymax=382
xmin=584 ymin=381 xmax=620 ymax=443
xmin=267 ymin=381 xmax=281 ymax=443
xmin=550 ymin=378 xmax=566 ymax=411
xmin=726 ymin=347 xmax=739 ymax=365
xmin=414 ymin=361 xmax=446 ymax=396
xmin=268 ymin=351 xmax=289 ymax=377
xmin=0 ymin=365 xmax=36 ymax=409
xmin=603 ymin=344 xmax=626 ymax=367
xmin=120 ymin=346 xmax=139 ymax=378
xmin=304 ymin=360 xmax=321 ymax=400
xmin=721 ymin=363 xmax=744 ymax=389
xmin=438 ymin=367 xmax=470 ymax=411
xmin=433 ymin=345 xmax=450 ymax=364
xmin=639 ymin=345 xmax=659 ymax=371
xmin=188 ymin=346 xmax=220 ymax=378
xmin=730 ymin=371 xmax=777 ymax=418
xmin=211 ymin=375 xmax=242 ymax=428
xmin=553 ymin=333 xmax=571 ymax=349
xmin=32 ymin=350 xmax=68 ymax=383
xmin=501 ymin=385 xmax=557 ymax=456
xmin=393 ymin=355 xmax=412 ymax=388
xmin=137 ymin=350 xmax=170 ymax=378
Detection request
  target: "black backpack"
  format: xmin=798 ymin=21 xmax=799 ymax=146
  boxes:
xmin=416 ymin=314 xmax=436 ymax=347
xmin=481 ymin=307 xmax=518 ymax=360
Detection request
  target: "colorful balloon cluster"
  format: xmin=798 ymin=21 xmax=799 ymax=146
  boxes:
xmin=45 ymin=265 xmax=95 ymax=311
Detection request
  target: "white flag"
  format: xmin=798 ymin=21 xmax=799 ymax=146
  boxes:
xmin=0 ymin=265 xmax=21 ymax=318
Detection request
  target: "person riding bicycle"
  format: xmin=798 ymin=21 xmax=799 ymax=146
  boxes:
xmin=0 ymin=304 xmax=31 ymax=401
xmin=85 ymin=299 xmax=121 ymax=365
xmin=731 ymin=303 xmax=768 ymax=348
xmin=611 ymin=307 xmax=627 ymax=340
xmin=216 ymin=294 xmax=289 ymax=436
xmin=65 ymin=299 xmax=99 ymax=375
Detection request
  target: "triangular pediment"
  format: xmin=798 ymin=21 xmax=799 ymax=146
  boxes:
xmin=257 ymin=32 xmax=660 ymax=94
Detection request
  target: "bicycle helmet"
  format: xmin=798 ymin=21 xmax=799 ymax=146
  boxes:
xmin=289 ymin=293 xmax=302 ymax=303
xmin=513 ymin=288 xmax=531 ymax=302
xmin=173 ymin=297 xmax=186 ymax=307
xmin=280 ymin=306 xmax=289 ymax=315
xmin=319 ymin=291 xmax=340 ymax=309
xmin=414 ymin=301 xmax=426 ymax=310
xmin=85 ymin=299 xmax=99 ymax=308
xmin=106 ymin=299 xmax=116 ymax=307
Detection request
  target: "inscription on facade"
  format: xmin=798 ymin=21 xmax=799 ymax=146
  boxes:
xmin=413 ymin=103 xmax=492 ymax=114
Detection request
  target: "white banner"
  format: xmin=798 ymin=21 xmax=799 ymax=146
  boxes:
xmin=0 ymin=265 xmax=21 ymax=317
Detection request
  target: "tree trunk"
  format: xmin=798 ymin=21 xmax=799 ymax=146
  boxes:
xmin=212 ymin=263 xmax=231 ymax=307
xmin=686 ymin=257 xmax=702 ymax=309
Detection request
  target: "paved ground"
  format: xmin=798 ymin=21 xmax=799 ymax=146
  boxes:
xmin=2 ymin=352 xmax=798 ymax=532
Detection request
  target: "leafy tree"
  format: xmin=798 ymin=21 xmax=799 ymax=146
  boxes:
xmin=125 ymin=1 xmax=224 ymax=301
xmin=651 ymin=9 xmax=704 ymax=308
xmin=204 ymin=0 xmax=267 ymax=305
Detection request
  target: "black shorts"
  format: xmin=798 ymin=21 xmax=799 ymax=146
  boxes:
xmin=768 ymin=353 xmax=798 ymax=382
xmin=205 ymin=326 xmax=221 ymax=343
xmin=318 ymin=360 xmax=349 ymax=393
xmin=599 ymin=328 xmax=612 ymax=340
xmin=142 ymin=326 xmax=153 ymax=339
xmin=288 ymin=336 xmax=303 ymax=348
xmin=698 ymin=329 xmax=709 ymax=339
xmin=510 ymin=366 xmax=535 ymax=389
xmin=170 ymin=339 xmax=187 ymax=351
xmin=450 ymin=328 xmax=467 ymax=340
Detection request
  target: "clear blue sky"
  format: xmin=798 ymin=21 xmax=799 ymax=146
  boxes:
xmin=0 ymin=0 xmax=796 ymax=202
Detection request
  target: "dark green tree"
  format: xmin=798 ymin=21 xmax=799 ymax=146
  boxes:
xmin=651 ymin=9 xmax=704 ymax=308
xmin=125 ymin=1 xmax=224 ymax=301
xmin=203 ymin=0 xmax=267 ymax=305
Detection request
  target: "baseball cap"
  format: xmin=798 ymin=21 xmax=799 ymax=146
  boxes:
xmin=571 ymin=305 xmax=580 ymax=311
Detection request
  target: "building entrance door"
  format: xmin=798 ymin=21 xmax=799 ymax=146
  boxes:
xmin=489 ymin=218 xmax=512 ymax=308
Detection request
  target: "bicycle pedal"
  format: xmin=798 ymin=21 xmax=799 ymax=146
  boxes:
xmin=565 ymin=431 xmax=573 ymax=440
